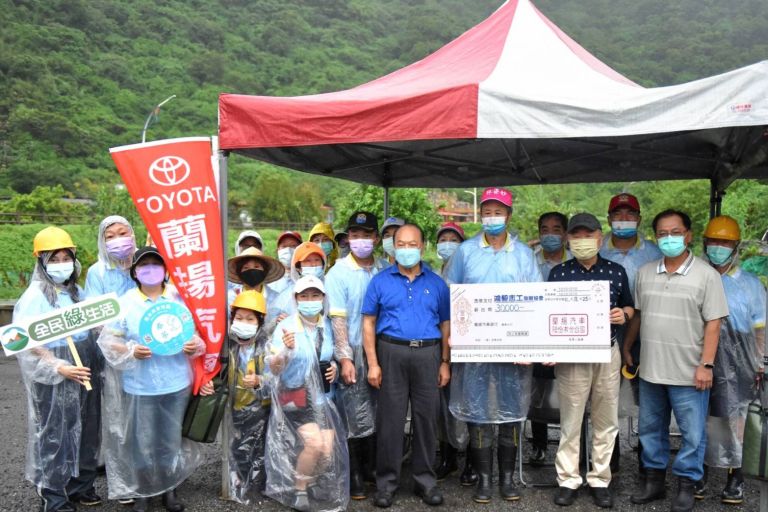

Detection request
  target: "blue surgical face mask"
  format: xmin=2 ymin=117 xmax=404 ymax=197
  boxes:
xmin=611 ymin=221 xmax=638 ymax=239
xmin=301 ymin=265 xmax=325 ymax=279
xmin=437 ymin=241 xmax=460 ymax=260
xmin=297 ymin=300 xmax=323 ymax=317
xmin=394 ymin=248 xmax=421 ymax=268
xmin=540 ymin=234 xmax=563 ymax=252
xmin=481 ymin=216 xmax=507 ymax=236
xmin=706 ymin=244 xmax=734 ymax=266
xmin=319 ymin=241 xmax=334 ymax=256
xmin=658 ymin=235 xmax=687 ymax=258
xmin=382 ymin=237 xmax=396 ymax=257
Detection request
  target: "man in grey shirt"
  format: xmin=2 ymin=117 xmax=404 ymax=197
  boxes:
xmin=628 ymin=209 xmax=729 ymax=512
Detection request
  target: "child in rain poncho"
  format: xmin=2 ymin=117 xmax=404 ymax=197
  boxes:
xmin=264 ymin=275 xmax=349 ymax=512
xmin=13 ymin=227 xmax=102 ymax=512
xmin=97 ymin=246 xmax=205 ymax=512
xmin=200 ymin=290 xmax=271 ymax=504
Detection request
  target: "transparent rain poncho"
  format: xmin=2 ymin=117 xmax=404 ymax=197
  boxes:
xmin=706 ymin=267 xmax=766 ymax=468
xmin=223 ymin=330 xmax=271 ymax=504
xmin=96 ymin=286 xmax=205 ymax=499
xmin=263 ymin=313 xmax=349 ymax=512
xmin=84 ymin=216 xmax=136 ymax=298
xmin=325 ymin=254 xmax=386 ymax=438
xmin=14 ymin=271 xmax=102 ymax=494
xmin=444 ymin=232 xmax=541 ymax=423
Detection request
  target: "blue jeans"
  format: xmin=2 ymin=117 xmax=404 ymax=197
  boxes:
xmin=639 ymin=379 xmax=709 ymax=481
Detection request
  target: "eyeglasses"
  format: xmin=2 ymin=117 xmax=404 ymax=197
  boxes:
xmin=656 ymin=230 xmax=687 ymax=238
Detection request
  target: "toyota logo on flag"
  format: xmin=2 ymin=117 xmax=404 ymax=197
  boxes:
xmin=149 ymin=156 xmax=191 ymax=186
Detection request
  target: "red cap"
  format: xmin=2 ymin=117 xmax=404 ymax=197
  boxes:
xmin=608 ymin=193 xmax=640 ymax=213
xmin=277 ymin=231 xmax=303 ymax=246
xmin=437 ymin=222 xmax=466 ymax=241
xmin=480 ymin=187 xmax=513 ymax=208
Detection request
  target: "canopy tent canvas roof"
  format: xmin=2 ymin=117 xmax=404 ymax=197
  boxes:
xmin=218 ymin=0 xmax=768 ymax=193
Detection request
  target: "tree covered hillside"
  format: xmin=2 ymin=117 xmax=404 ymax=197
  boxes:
xmin=1 ymin=0 xmax=767 ymax=213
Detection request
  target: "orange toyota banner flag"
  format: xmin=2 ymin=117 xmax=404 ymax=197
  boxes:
xmin=110 ymin=136 xmax=225 ymax=394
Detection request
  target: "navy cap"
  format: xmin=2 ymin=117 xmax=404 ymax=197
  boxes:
xmin=346 ymin=211 xmax=378 ymax=232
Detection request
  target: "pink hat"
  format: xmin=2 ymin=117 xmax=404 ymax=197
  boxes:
xmin=437 ymin=222 xmax=466 ymax=241
xmin=480 ymin=187 xmax=513 ymax=208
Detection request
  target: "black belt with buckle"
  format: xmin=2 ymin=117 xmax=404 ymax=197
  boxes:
xmin=380 ymin=334 xmax=440 ymax=348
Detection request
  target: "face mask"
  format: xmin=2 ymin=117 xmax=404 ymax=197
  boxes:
xmin=437 ymin=241 xmax=460 ymax=260
xmin=481 ymin=216 xmax=507 ymax=236
xmin=277 ymin=247 xmax=294 ymax=267
xmin=105 ymin=236 xmax=135 ymax=260
xmin=540 ymin=234 xmax=563 ymax=252
xmin=240 ymin=268 xmax=266 ymax=288
xmin=47 ymin=262 xmax=74 ymax=284
xmin=349 ymin=238 xmax=375 ymax=259
xmin=230 ymin=321 xmax=258 ymax=341
xmin=339 ymin=246 xmax=350 ymax=258
xmin=319 ymin=241 xmax=334 ymax=256
xmin=297 ymin=300 xmax=323 ymax=317
xmin=658 ymin=236 xmax=687 ymax=258
xmin=706 ymin=244 xmax=734 ymax=266
xmin=135 ymin=264 xmax=165 ymax=286
xmin=382 ymin=237 xmax=396 ymax=257
xmin=301 ymin=265 xmax=325 ymax=279
xmin=611 ymin=221 xmax=638 ymax=239
xmin=395 ymin=248 xmax=421 ymax=268
xmin=569 ymin=238 xmax=599 ymax=260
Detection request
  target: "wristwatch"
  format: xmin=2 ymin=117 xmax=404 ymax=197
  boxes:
xmin=702 ymin=362 xmax=715 ymax=369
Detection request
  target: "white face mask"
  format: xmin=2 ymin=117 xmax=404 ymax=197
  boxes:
xmin=278 ymin=247 xmax=295 ymax=267
xmin=382 ymin=237 xmax=396 ymax=257
xmin=230 ymin=321 xmax=259 ymax=341
xmin=47 ymin=262 xmax=74 ymax=284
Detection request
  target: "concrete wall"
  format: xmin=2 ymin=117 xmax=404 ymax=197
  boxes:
xmin=0 ymin=301 xmax=15 ymax=326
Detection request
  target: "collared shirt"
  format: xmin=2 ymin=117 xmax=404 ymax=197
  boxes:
xmin=444 ymin=232 xmax=542 ymax=285
xmin=362 ymin=263 xmax=450 ymax=340
xmin=108 ymin=286 xmax=194 ymax=396
xmin=325 ymin=253 xmax=387 ymax=347
xmin=634 ymin=252 xmax=729 ymax=385
xmin=599 ymin=236 xmax=662 ymax=294
xmin=548 ymin=255 xmax=634 ymax=340
xmin=535 ymin=246 xmax=571 ymax=278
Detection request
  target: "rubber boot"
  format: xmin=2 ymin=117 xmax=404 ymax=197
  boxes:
xmin=694 ymin=464 xmax=708 ymax=500
xmin=721 ymin=467 xmax=744 ymax=505
xmin=630 ymin=468 xmax=666 ymax=504
xmin=348 ymin=439 xmax=366 ymax=500
xmin=362 ymin=434 xmax=377 ymax=484
xmin=497 ymin=444 xmax=521 ymax=501
xmin=470 ymin=447 xmax=493 ymax=504
xmin=460 ymin=455 xmax=478 ymax=486
xmin=435 ymin=442 xmax=459 ymax=481
xmin=671 ymin=477 xmax=696 ymax=512
xmin=161 ymin=489 xmax=184 ymax=512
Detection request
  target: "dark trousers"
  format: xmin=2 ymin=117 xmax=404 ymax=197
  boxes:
xmin=375 ymin=340 xmax=440 ymax=493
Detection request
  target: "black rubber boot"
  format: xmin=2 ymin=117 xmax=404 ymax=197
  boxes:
xmin=470 ymin=447 xmax=493 ymax=504
xmin=721 ymin=467 xmax=744 ymax=505
xmin=460 ymin=455 xmax=478 ymax=486
xmin=348 ymin=439 xmax=367 ymax=500
xmin=362 ymin=435 xmax=377 ymax=484
xmin=671 ymin=477 xmax=696 ymax=512
xmin=498 ymin=444 xmax=521 ymax=501
xmin=630 ymin=468 xmax=666 ymax=504
xmin=434 ymin=442 xmax=459 ymax=481
xmin=694 ymin=464 xmax=708 ymax=500
xmin=161 ymin=489 xmax=185 ymax=512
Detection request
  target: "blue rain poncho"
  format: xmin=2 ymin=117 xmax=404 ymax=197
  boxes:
xmin=444 ymin=231 xmax=542 ymax=423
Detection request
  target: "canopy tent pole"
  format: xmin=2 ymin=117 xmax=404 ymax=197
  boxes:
xmin=383 ymin=160 xmax=392 ymax=218
xmin=218 ymin=149 xmax=231 ymax=501
xmin=709 ymin=180 xmax=724 ymax=219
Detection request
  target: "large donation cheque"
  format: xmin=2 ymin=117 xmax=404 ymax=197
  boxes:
xmin=450 ymin=281 xmax=611 ymax=363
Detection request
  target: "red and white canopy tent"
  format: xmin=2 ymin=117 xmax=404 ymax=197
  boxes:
xmin=218 ymin=0 xmax=768 ymax=216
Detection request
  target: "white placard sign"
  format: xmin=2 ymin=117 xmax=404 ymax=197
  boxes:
xmin=450 ymin=281 xmax=611 ymax=363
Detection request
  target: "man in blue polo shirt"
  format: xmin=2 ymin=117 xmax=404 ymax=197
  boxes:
xmin=548 ymin=213 xmax=635 ymax=509
xmin=362 ymin=223 xmax=451 ymax=508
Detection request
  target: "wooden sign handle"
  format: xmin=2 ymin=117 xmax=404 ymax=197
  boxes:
xmin=66 ymin=336 xmax=92 ymax=391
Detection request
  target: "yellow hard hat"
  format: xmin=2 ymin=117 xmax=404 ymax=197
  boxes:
xmin=230 ymin=290 xmax=267 ymax=314
xmin=33 ymin=226 xmax=76 ymax=256
xmin=703 ymin=216 xmax=741 ymax=241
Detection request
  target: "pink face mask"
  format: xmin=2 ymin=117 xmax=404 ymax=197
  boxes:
xmin=349 ymin=238 xmax=375 ymax=258
xmin=106 ymin=237 xmax=135 ymax=260
xmin=135 ymin=264 xmax=165 ymax=286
